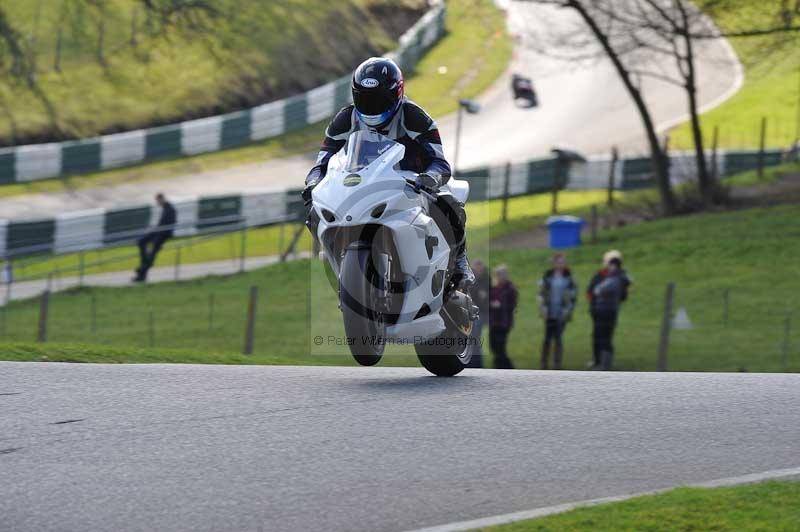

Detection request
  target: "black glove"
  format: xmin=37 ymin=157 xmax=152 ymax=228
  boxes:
xmin=302 ymin=180 xmax=319 ymax=206
xmin=414 ymin=173 xmax=440 ymax=193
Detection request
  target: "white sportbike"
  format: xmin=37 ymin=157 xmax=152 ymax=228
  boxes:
xmin=311 ymin=130 xmax=477 ymax=376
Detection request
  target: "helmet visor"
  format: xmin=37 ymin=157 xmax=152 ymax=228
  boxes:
xmin=353 ymin=88 xmax=395 ymax=116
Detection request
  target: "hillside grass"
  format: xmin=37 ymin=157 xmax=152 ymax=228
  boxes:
xmin=669 ymin=2 xmax=800 ymax=149
xmin=0 ymin=0 xmax=512 ymax=199
xmin=3 ymin=199 xmax=799 ymax=373
xmin=484 ymin=481 xmax=800 ymax=532
xmin=0 ymin=0 xmax=422 ymax=145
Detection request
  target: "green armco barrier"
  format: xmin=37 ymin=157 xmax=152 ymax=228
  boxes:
xmin=8 ymin=220 xmax=55 ymax=255
xmin=220 ymin=112 xmax=252 ymax=149
xmin=62 ymin=140 xmax=102 ymax=175
xmin=104 ymin=206 xmax=152 ymax=244
xmin=0 ymin=152 xmax=13 ymax=184
xmin=724 ymin=150 xmax=783 ymax=175
xmin=286 ymin=188 xmax=308 ymax=223
xmin=621 ymin=157 xmax=657 ymax=190
xmin=527 ymin=158 xmax=558 ymax=193
xmin=462 ymin=174 xmax=490 ymax=201
xmin=145 ymin=127 xmax=182 ymax=160
xmin=197 ymin=195 xmax=242 ymax=229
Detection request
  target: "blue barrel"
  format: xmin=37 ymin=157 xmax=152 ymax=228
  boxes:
xmin=547 ymin=215 xmax=585 ymax=249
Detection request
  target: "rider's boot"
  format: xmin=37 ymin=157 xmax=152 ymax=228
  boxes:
xmin=452 ymin=247 xmax=475 ymax=290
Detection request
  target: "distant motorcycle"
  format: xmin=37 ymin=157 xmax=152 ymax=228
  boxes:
xmin=512 ymin=74 xmax=538 ymax=107
xmin=310 ymin=130 xmax=477 ymax=376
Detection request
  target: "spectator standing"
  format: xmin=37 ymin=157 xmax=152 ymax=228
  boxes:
xmin=537 ymin=253 xmax=577 ymax=369
xmin=133 ymin=193 xmax=176 ymax=283
xmin=586 ymin=251 xmax=631 ymax=370
xmin=467 ymin=259 xmax=491 ymax=368
xmin=489 ymin=264 xmax=518 ymax=369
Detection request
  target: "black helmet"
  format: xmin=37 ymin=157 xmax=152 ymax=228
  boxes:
xmin=351 ymin=57 xmax=404 ymax=127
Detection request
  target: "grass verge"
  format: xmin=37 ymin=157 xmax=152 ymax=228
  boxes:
xmin=483 ymin=481 xmax=800 ymax=532
xmin=669 ymin=2 xmax=800 ymax=149
xmin=3 ymin=198 xmax=799 ymax=373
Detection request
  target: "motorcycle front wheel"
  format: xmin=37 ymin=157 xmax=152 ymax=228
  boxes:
xmin=339 ymin=247 xmax=386 ymax=366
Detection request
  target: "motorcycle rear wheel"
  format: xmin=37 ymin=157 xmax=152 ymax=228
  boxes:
xmin=415 ymin=319 xmax=473 ymax=377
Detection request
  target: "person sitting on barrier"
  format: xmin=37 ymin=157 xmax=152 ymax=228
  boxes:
xmin=133 ymin=193 xmax=176 ymax=283
xmin=586 ymin=251 xmax=631 ymax=370
xmin=301 ymin=57 xmax=474 ymax=288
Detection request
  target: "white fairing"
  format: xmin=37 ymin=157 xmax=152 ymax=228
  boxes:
xmin=312 ymin=131 xmax=469 ymax=342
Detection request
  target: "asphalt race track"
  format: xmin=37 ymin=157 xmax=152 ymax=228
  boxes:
xmin=2 ymin=363 xmax=798 ymax=532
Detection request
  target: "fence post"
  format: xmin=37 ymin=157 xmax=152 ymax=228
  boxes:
xmin=91 ymin=291 xmax=97 ymax=334
xmin=78 ymin=251 xmax=85 ymax=287
xmin=501 ymin=162 xmax=511 ymax=223
xmin=243 ymin=286 xmax=258 ymax=355
xmin=710 ymin=125 xmax=719 ymax=181
xmin=608 ymin=147 xmax=618 ymax=207
xmin=657 ymin=282 xmax=675 ymax=371
xmin=551 ymin=161 xmax=561 ymax=215
xmin=208 ymin=292 xmax=215 ymax=330
xmin=38 ymin=290 xmax=50 ymax=343
xmin=148 ymin=310 xmax=155 ymax=348
xmin=174 ymin=246 xmax=181 ymax=281
xmin=758 ymin=116 xmax=767 ymax=180
xmin=782 ymin=314 xmax=792 ymax=370
xmin=239 ymin=227 xmax=247 ymax=273
xmin=590 ymin=205 xmax=598 ymax=244
xmin=278 ymin=224 xmax=285 ymax=260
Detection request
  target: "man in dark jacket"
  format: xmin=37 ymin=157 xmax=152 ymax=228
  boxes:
xmin=133 ymin=193 xmax=176 ymax=282
xmin=537 ymin=253 xmax=577 ymax=369
xmin=467 ymin=259 xmax=491 ymax=368
xmin=586 ymin=252 xmax=631 ymax=370
xmin=489 ymin=264 xmax=518 ymax=369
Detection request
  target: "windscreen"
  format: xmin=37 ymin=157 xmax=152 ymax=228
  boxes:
xmin=343 ymin=130 xmax=399 ymax=173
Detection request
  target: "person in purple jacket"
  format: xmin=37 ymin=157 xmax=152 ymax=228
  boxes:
xmin=489 ymin=264 xmax=518 ymax=369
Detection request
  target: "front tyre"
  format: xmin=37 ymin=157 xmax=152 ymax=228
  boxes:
xmin=340 ymin=247 xmax=385 ymax=366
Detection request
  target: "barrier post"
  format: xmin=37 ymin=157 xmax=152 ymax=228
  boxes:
xmin=591 ymin=205 xmax=598 ymax=244
xmin=501 ymin=162 xmax=511 ymax=223
xmin=757 ymin=117 xmax=767 ymax=180
xmin=239 ymin=227 xmax=247 ymax=273
xmin=243 ymin=286 xmax=258 ymax=355
xmin=91 ymin=291 xmax=97 ymax=333
xmin=710 ymin=125 xmax=719 ymax=181
xmin=174 ymin=246 xmax=181 ymax=281
xmin=657 ymin=282 xmax=675 ymax=371
xmin=78 ymin=251 xmax=85 ymax=287
xmin=608 ymin=147 xmax=618 ymax=207
xmin=38 ymin=290 xmax=50 ymax=343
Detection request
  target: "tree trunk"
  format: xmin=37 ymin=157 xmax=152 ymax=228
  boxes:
xmin=568 ymin=0 xmax=677 ymax=214
xmin=679 ymin=2 xmax=716 ymax=205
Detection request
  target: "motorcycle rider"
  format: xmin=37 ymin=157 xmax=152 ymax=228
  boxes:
xmin=302 ymin=57 xmax=474 ymax=288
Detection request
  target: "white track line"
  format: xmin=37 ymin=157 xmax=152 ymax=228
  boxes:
xmin=406 ymin=465 xmax=800 ymax=532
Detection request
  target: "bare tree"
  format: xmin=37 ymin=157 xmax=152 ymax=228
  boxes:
xmin=525 ymin=0 xmax=800 ymax=209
